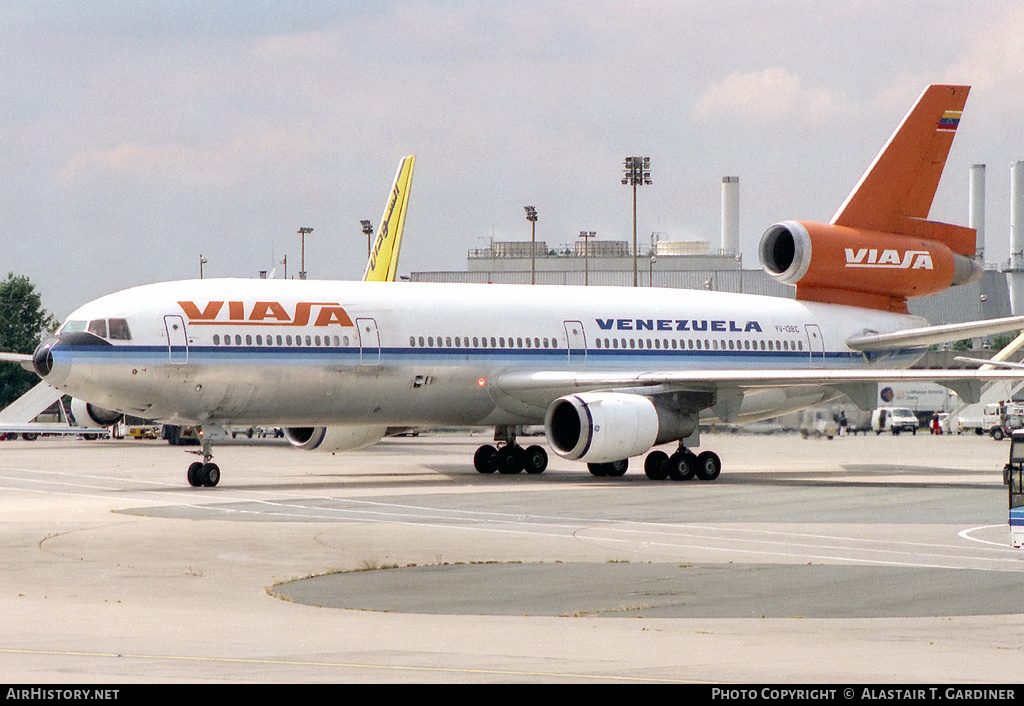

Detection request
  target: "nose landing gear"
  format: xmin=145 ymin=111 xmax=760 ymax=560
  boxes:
xmin=185 ymin=424 xmax=223 ymax=487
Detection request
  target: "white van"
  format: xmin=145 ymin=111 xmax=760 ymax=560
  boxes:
xmin=872 ymin=407 xmax=918 ymax=435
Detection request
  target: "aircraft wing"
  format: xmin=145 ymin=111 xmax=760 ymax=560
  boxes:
xmin=494 ymin=367 xmax=1024 ymax=420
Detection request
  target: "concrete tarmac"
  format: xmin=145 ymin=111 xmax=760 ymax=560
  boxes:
xmin=1 ymin=429 xmax=1022 ymax=683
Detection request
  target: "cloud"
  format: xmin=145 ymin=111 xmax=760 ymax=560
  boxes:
xmin=694 ymin=68 xmax=854 ymax=127
xmin=60 ymin=126 xmax=316 ymax=188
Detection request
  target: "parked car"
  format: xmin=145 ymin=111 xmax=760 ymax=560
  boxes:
xmin=871 ymin=407 xmax=918 ymax=435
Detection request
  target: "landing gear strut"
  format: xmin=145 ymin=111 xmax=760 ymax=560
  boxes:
xmin=474 ymin=426 xmax=548 ymax=475
xmin=186 ymin=427 xmax=221 ymax=487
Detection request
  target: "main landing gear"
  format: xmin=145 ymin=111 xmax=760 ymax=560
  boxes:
xmin=643 ymin=443 xmax=721 ymax=481
xmin=186 ymin=429 xmax=220 ymax=487
xmin=472 ymin=427 xmax=722 ymax=481
xmin=474 ymin=426 xmax=549 ymax=475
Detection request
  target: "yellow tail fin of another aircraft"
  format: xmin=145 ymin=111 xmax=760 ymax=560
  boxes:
xmin=363 ymin=155 xmax=415 ymax=282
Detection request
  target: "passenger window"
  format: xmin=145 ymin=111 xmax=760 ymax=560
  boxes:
xmin=213 ymin=334 xmax=220 ymax=345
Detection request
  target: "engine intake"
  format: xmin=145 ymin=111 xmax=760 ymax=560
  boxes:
xmin=69 ymin=398 xmax=123 ymax=428
xmin=283 ymin=425 xmax=387 ymax=453
xmin=545 ymin=393 xmax=694 ymax=464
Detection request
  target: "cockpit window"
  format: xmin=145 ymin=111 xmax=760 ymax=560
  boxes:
xmin=59 ymin=320 xmax=88 ymax=334
xmin=87 ymin=319 xmax=108 ymax=338
xmin=66 ymin=318 xmax=132 ymax=341
xmin=108 ymin=318 xmax=131 ymax=340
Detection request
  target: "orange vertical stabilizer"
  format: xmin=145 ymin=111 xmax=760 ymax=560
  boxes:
xmin=830 ymin=85 xmax=973 ymax=256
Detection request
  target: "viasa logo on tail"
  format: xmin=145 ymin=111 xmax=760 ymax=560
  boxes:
xmin=178 ymin=301 xmax=355 ymax=327
xmin=844 ymin=249 xmax=934 ymax=270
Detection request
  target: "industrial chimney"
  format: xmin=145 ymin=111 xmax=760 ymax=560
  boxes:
xmin=721 ymin=176 xmax=739 ymax=256
xmin=970 ymin=164 xmax=985 ymax=262
xmin=1006 ymin=162 xmax=1024 ymax=315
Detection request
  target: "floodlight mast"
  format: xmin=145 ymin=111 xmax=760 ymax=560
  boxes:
xmin=622 ymin=157 xmax=651 ymax=287
xmin=298 ymin=227 xmax=313 ymax=280
xmin=524 ymin=206 xmax=538 ymax=284
xmin=360 ymin=220 xmax=374 ymax=258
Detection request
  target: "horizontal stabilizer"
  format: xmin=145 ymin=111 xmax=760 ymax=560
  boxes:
xmin=0 ymin=351 xmax=32 ymax=371
xmin=846 ymin=316 xmax=1024 ymax=352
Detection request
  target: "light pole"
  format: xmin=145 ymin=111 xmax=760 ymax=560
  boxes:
xmin=622 ymin=156 xmax=651 ymax=287
xmin=361 ymin=220 xmax=374 ymax=258
xmin=298 ymin=227 xmax=313 ymax=280
xmin=579 ymin=231 xmax=596 ymax=286
xmin=524 ymin=206 xmax=537 ymax=284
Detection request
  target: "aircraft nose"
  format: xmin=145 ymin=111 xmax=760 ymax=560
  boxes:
xmin=32 ymin=337 xmax=57 ymax=378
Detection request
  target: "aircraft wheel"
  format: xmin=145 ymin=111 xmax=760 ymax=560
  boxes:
xmin=668 ymin=451 xmax=696 ymax=481
xmin=496 ymin=445 xmax=523 ymax=474
xmin=589 ymin=460 xmax=627 ymax=477
xmin=187 ymin=461 xmax=205 ymax=487
xmin=694 ymin=451 xmax=721 ymax=481
xmin=607 ymin=459 xmax=628 ymax=476
xmin=202 ymin=463 xmax=220 ymax=487
xmin=644 ymin=451 xmax=670 ymax=480
xmin=474 ymin=445 xmax=498 ymax=473
xmin=523 ymin=445 xmax=548 ymax=474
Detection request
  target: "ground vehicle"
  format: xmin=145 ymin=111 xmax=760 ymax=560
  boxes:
xmin=799 ymin=410 xmax=839 ymax=439
xmin=1003 ymin=431 xmax=1024 ymax=485
xmin=962 ymin=403 xmax=1024 ymax=440
xmin=871 ymin=407 xmax=918 ymax=435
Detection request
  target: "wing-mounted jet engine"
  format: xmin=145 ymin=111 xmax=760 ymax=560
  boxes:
xmin=283 ymin=425 xmax=387 ymax=453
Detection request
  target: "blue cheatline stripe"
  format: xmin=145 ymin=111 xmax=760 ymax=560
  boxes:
xmin=53 ymin=343 xmax=920 ymax=370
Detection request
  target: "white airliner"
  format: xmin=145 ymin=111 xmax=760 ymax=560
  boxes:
xmin=19 ymin=85 xmax=1024 ymax=486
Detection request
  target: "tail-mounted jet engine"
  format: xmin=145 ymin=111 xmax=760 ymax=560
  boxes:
xmin=544 ymin=392 xmax=696 ymax=464
xmin=759 ymin=221 xmax=981 ymax=313
xmin=283 ymin=425 xmax=387 ymax=453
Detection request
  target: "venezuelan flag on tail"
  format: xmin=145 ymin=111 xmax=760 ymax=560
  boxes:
xmin=363 ymin=155 xmax=415 ymax=282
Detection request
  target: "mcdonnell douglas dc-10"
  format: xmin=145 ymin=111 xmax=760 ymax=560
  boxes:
xmin=15 ymin=85 xmax=1024 ymax=486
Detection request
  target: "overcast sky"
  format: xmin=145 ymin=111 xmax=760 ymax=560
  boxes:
xmin=3 ymin=0 xmax=1023 ymax=318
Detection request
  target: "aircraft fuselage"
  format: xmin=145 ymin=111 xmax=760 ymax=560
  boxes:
xmin=36 ymin=278 xmax=926 ymax=428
